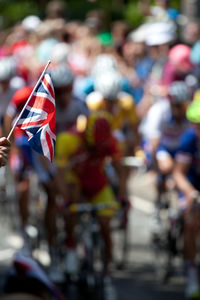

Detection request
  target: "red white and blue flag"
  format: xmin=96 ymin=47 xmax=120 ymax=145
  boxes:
xmin=17 ymin=73 xmax=56 ymax=162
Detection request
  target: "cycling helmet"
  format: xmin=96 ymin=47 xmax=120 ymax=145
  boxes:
xmin=168 ymin=81 xmax=189 ymax=104
xmin=49 ymin=63 xmax=74 ymax=88
xmin=186 ymin=99 xmax=200 ymax=123
xmin=94 ymin=71 xmax=122 ymax=101
xmin=50 ymin=42 xmax=70 ymax=63
xmin=85 ymin=111 xmax=113 ymax=147
xmin=168 ymin=44 xmax=193 ymax=71
xmin=0 ymin=57 xmax=16 ymax=81
xmin=91 ymin=54 xmax=118 ymax=77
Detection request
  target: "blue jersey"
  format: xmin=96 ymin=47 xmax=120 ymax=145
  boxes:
xmin=159 ymin=115 xmax=188 ymax=156
xmin=175 ymin=127 xmax=200 ymax=190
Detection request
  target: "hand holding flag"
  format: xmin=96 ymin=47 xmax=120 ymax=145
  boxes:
xmin=7 ymin=61 xmax=56 ymax=162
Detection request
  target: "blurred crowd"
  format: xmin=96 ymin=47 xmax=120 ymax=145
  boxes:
xmin=1 ymin=0 xmax=200 ymax=299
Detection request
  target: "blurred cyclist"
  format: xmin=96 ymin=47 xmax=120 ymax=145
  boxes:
xmin=50 ymin=63 xmax=89 ymax=134
xmin=173 ymin=99 xmax=200 ymax=299
xmin=3 ymin=63 xmax=89 ymax=282
xmin=86 ymin=69 xmax=140 ymax=155
xmin=140 ymin=81 xmax=189 ymax=219
xmin=4 ymin=86 xmax=58 ymax=264
xmin=55 ymin=112 xmax=125 ymax=282
xmin=0 ymin=57 xmax=19 ymax=132
xmin=86 ymin=69 xmax=140 ymax=232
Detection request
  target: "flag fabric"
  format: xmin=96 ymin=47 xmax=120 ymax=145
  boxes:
xmin=13 ymin=253 xmax=66 ymax=300
xmin=16 ymin=73 xmax=56 ymax=162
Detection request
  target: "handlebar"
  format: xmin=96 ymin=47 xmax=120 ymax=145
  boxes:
xmin=121 ymin=156 xmax=145 ymax=167
xmin=68 ymin=201 xmax=120 ymax=213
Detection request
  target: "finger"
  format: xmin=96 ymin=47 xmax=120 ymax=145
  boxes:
xmin=0 ymin=155 xmax=7 ymax=167
xmin=0 ymin=137 xmax=11 ymax=147
xmin=0 ymin=150 xmax=9 ymax=160
xmin=0 ymin=146 xmax=10 ymax=154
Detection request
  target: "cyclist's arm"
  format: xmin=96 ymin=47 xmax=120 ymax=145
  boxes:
xmin=173 ymin=160 xmax=196 ymax=209
xmin=110 ymin=136 xmax=127 ymax=198
xmin=173 ymin=128 xmax=198 ymax=209
xmin=3 ymin=114 xmax=14 ymax=141
xmin=55 ymin=132 xmax=81 ymax=198
xmin=151 ymin=137 xmax=161 ymax=170
xmin=121 ymin=95 xmax=142 ymax=154
xmin=55 ymin=166 xmax=68 ymax=198
xmin=112 ymin=160 xmax=127 ymax=197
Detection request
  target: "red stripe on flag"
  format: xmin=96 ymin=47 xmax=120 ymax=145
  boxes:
xmin=28 ymin=96 xmax=54 ymax=114
xmin=43 ymin=75 xmax=55 ymax=99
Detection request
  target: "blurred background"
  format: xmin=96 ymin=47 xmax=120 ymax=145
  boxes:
xmin=0 ymin=1 xmax=200 ymax=300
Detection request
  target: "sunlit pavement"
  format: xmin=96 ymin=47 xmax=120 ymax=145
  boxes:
xmin=0 ymin=170 xmax=185 ymax=299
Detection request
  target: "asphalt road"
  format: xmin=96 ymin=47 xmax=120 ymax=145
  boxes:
xmin=0 ymin=169 xmax=185 ymax=299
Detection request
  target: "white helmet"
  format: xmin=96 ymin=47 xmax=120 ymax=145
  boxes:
xmin=91 ymin=54 xmax=118 ymax=77
xmin=50 ymin=63 xmax=74 ymax=88
xmin=0 ymin=57 xmax=16 ymax=81
xmin=94 ymin=71 xmax=122 ymax=101
xmin=50 ymin=42 xmax=70 ymax=64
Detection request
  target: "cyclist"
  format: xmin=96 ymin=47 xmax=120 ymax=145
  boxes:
xmin=173 ymin=99 xmax=200 ymax=299
xmin=140 ymin=81 xmax=189 ymax=175
xmin=3 ymin=63 xmax=89 ymax=282
xmin=55 ymin=111 xmax=126 ymax=281
xmin=140 ymin=81 xmax=190 ymax=236
xmin=50 ymin=63 xmax=89 ymax=134
xmin=86 ymin=69 xmax=140 ymax=155
xmin=4 ymin=86 xmax=58 ymax=261
xmin=86 ymin=69 xmax=141 ymax=232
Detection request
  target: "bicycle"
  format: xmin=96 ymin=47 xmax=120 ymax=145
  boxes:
xmin=65 ymin=201 xmax=119 ymax=300
xmin=150 ymin=176 xmax=184 ymax=283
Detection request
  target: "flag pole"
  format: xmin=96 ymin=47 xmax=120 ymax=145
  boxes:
xmin=7 ymin=60 xmax=51 ymax=141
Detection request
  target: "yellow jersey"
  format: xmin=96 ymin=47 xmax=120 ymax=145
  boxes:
xmin=86 ymin=91 xmax=138 ymax=130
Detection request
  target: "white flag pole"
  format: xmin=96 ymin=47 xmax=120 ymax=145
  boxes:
xmin=7 ymin=60 xmax=51 ymax=141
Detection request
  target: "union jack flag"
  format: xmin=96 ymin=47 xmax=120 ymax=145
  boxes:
xmin=17 ymin=73 xmax=56 ymax=162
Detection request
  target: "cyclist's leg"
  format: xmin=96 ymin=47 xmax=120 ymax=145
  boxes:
xmin=63 ymin=177 xmax=81 ymax=275
xmin=9 ymin=145 xmax=30 ymax=226
xmin=184 ymin=210 xmax=200 ymax=298
xmin=157 ymin=149 xmax=174 ymax=190
xmin=157 ymin=150 xmax=174 ymax=176
xmin=64 ymin=181 xmax=80 ymax=248
xmin=156 ymin=149 xmax=174 ymax=208
xmin=178 ymin=195 xmax=200 ymax=298
xmin=18 ymin=177 xmax=30 ymax=229
xmin=183 ymin=209 xmax=200 ymax=262
xmin=9 ymin=145 xmax=32 ymax=255
xmin=42 ymin=180 xmax=57 ymax=247
xmin=92 ymin=185 xmax=117 ymax=275
xmin=98 ymin=215 xmax=112 ymax=273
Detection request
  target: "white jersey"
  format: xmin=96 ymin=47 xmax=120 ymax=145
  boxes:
xmin=140 ymin=98 xmax=188 ymax=151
